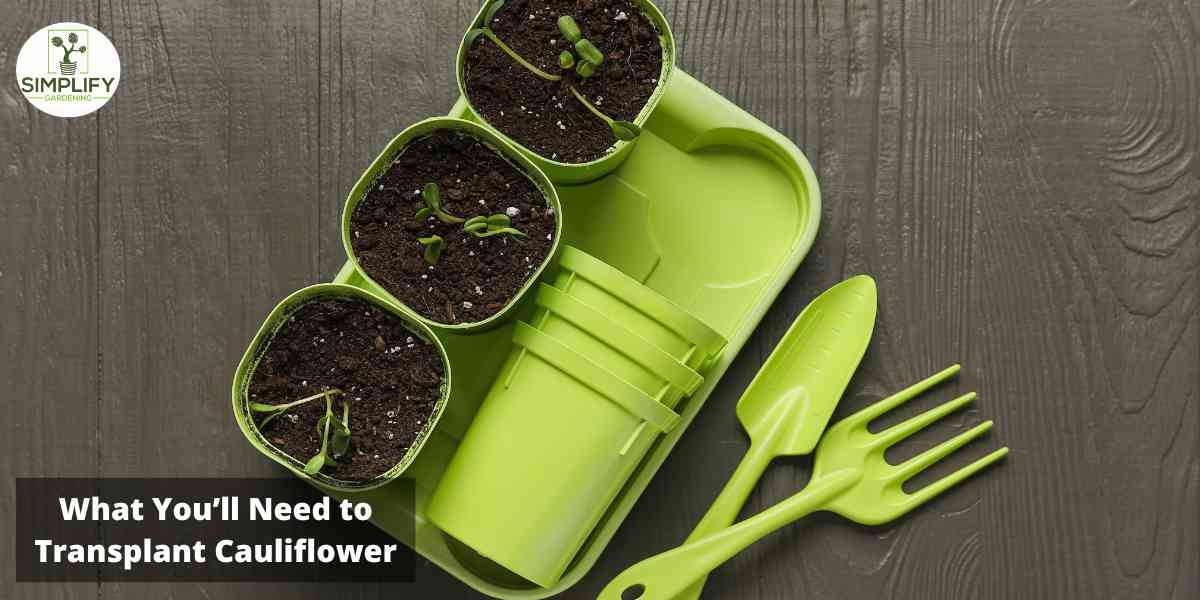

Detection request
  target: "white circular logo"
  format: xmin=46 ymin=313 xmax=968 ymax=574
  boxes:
xmin=14 ymin=22 xmax=120 ymax=118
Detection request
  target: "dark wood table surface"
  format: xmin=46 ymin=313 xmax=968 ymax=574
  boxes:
xmin=3 ymin=1 xmax=1197 ymax=598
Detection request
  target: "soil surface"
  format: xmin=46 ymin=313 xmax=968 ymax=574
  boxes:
xmin=464 ymin=0 xmax=665 ymax=163
xmin=350 ymin=130 xmax=555 ymax=325
xmin=247 ymin=298 xmax=445 ymax=482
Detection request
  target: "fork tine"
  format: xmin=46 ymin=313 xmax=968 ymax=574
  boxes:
xmin=875 ymin=392 xmax=976 ymax=447
xmin=903 ymin=446 xmax=1009 ymax=508
xmin=848 ymin=364 xmax=960 ymax=424
xmin=892 ymin=420 xmax=993 ymax=481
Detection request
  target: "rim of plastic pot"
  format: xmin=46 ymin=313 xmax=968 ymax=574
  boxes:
xmin=341 ymin=117 xmax=563 ymax=332
xmin=456 ymin=0 xmax=676 ymax=172
xmin=231 ymin=283 xmax=452 ymax=493
xmin=557 ymin=245 xmax=726 ymax=360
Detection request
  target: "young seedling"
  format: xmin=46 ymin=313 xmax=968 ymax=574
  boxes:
xmin=556 ymin=16 xmax=604 ymax=78
xmin=464 ymin=214 xmax=527 ymax=238
xmin=249 ymin=388 xmax=350 ymax=475
xmin=415 ymin=182 xmax=465 ymax=224
xmin=568 ymin=86 xmax=641 ymax=141
xmin=250 ymin=388 xmax=342 ymax=428
xmin=418 ymin=235 xmax=444 ymax=265
xmin=50 ymin=32 xmax=87 ymax=64
xmin=306 ymin=392 xmax=352 ymax=475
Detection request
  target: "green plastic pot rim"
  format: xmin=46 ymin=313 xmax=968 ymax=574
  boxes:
xmin=456 ymin=0 xmax=676 ymax=167
xmin=532 ymin=283 xmax=703 ymax=395
xmin=511 ymin=322 xmax=680 ymax=433
xmin=557 ymin=245 xmax=726 ymax=360
xmin=340 ymin=117 xmax=563 ymax=331
xmin=231 ymin=283 xmax=452 ymax=493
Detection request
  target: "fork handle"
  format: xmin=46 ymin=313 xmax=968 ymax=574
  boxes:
xmin=597 ymin=469 xmax=860 ymax=600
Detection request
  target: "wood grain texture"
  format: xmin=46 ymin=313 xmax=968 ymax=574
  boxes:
xmin=92 ymin=1 xmax=322 ymax=598
xmin=0 ymin=0 xmax=1195 ymax=599
xmin=0 ymin=3 xmax=100 ymax=600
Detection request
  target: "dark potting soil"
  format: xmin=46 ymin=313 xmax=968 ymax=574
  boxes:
xmin=464 ymin=0 xmax=665 ymax=163
xmin=349 ymin=130 xmax=555 ymax=325
xmin=247 ymin=298 xmax=445 ymax=482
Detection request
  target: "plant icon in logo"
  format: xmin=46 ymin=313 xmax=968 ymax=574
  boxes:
xmin=50 ymin=32 xmax=87 ymax=75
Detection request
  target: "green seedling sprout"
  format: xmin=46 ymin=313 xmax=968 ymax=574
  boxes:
xmin=568 ymin=86 xmax=641 ymax=141
xmin=555 ymin=16 xmax=603 ymax=77
xmin=464 ymin=214 xmax=527 ymax=238
xmin=50 ymin=32 xmax=87 ymax=64
xmin=418 ymin=235 xmax=444 ymax=264
xmin=306 ymin=392 xmax=352 ymax=475
xmin=574 ymin=39 xmax=604 ymax=66
xmin=415 ymin=182 xmax=464 ymax=224
xmin=249 ymin=388 xmax=350 ymax=476
xmin=557 ymin=15 xmax=582 ymax=43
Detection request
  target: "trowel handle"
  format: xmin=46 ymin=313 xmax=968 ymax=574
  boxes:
xmin=671 ymin=440 xmax=775 ymax=600
xmin=598 ymin=470 xmax=858 ymax=600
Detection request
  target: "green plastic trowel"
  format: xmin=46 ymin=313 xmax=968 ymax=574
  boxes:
xmin=673 ymin=275 xmax=877 ymax=600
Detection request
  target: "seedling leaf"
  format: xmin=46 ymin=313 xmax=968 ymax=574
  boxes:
xmin=422 ymin=182 xmax=441 ymax=210
xmin=418 ymin=235 xmax=444 ymax=264
xmin=575 ymin=39 xmax=604 ymax=66
xmin=420 ymin=182 xmax=464 ymax=223
xmin=415 ymin=207 xmax=432 ymax=221
xmin=559 ymin=50 xmax=575 ymax=69
xmin=465 ymin=213 xmax=526 ymax=238
xmin=576 ymin=61 xmax=595 ymax=78
xmin=304 ymin=453 xmax=325 ymax=475
xmin=557 ymin=15 xmax=582 ymax=43
xmin=331 ymin=428 xmax=351 ymax=456
xmin=610 ymin=120 xmax=641 ymax=141
xmin=487 ymin=227 xmax=527 ymax=238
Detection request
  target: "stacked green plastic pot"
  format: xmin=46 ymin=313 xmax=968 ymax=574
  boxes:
xmin=427 ymin=246 xmax=725 ymax=587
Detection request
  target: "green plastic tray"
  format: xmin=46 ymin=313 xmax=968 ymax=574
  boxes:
xmin=323 ymin=69 xmax=819 ymax=599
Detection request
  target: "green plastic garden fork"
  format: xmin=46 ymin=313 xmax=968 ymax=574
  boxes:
xmin=598 ymin=364 xmax=1009 ymax=600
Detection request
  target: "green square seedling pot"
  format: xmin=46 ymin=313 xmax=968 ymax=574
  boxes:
xmin=341 ymin=117 xmax=563 ymax=332
xmin=231 ymin=283 xmax=452 ymax=493
xmin=237 ymin=67 xmax=821 ymax=599
xmin=457 ymin=0 xmax=676 ymax=184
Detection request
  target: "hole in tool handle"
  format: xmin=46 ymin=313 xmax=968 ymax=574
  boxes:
xmin=622 ymin=583 xmax=646 ymax=600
